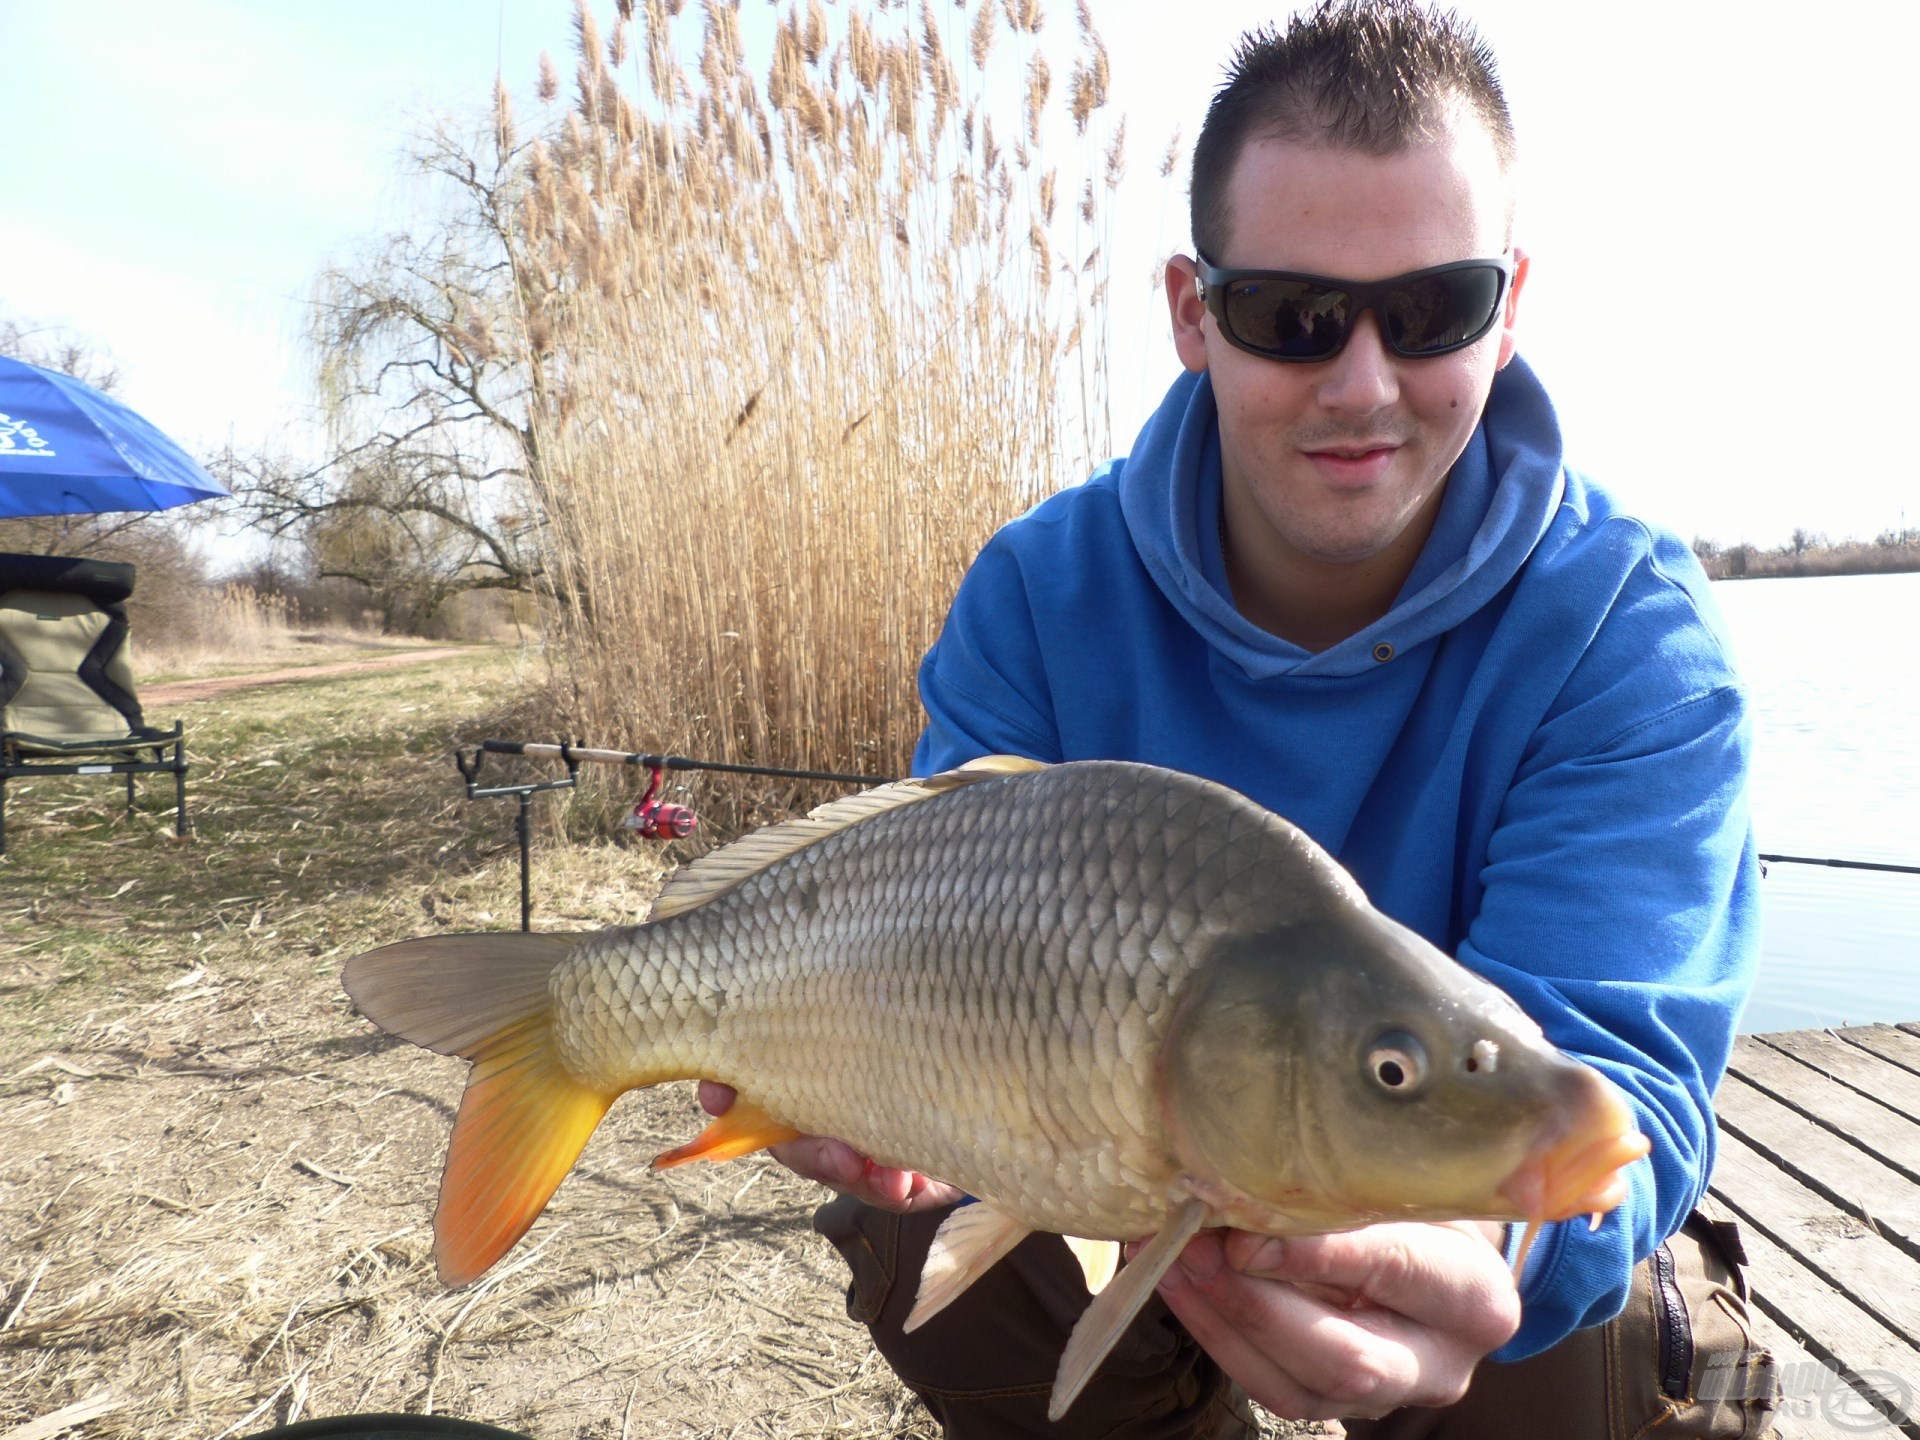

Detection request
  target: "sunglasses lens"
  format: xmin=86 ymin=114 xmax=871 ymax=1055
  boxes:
xmin=1208 ymin=262 xmax=1508 ymax=361
xmin=1221 ymin=278 xmax=1350 ymax=360
xmin=1382 ymin=266 xmax=1505 ymax=355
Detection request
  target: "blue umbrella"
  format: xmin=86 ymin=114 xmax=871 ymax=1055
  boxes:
xmin=0 ymin=354 xmax=230 ymax=518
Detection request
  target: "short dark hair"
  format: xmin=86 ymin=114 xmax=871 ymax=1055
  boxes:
xmin=1189 ymin=0 xmax=1517 ymax=259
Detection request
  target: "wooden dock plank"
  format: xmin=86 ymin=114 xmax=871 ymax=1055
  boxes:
xmin=1755 ymin=1030 xmax=1920 ymax=1125
xmin=1750 ymin=1308 xmax=1903 ymax=1439
xmin=1711 ymin=1131 xmax=1920 ymax=1358
xmin=1708 ymin=1156 xmax=1919 ymax=1431
xmin=1839 ymin=1025 xmax=1920 ymax=1079
xmin=1717 ymin=1073 xmax=1920 ymax=1253
xmin=1715 ymin=1025 xmax=1920 ymax=1435
xmin=1722 ymin=1226 xmax=1916 ymax=1437
xmin=1727 ymin=1039 xmax=1920 ymax=1181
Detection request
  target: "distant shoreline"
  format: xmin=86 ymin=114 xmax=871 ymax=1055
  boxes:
xmin=1693 ymin=535 xmax=1920 ymax=581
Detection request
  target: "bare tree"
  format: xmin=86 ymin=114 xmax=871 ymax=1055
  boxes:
xmin=1 ymin=317 xmax=122 ymax=393
xmin=222 ymin=104 xmax=556 ymax=628
xmin=1788 ymin=527 xmax=1824 ymax=557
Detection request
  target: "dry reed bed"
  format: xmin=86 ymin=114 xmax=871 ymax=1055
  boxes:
xmin=488 ymin=0 xmax=1125 ymax=822
xmin=134 ymin=584 xmax=433 ymax=685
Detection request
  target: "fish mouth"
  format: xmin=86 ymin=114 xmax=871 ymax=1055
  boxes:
xmin=1498 ymin=1071 xmax=1651 ymax=1223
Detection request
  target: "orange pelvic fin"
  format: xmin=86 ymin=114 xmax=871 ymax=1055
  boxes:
xmin=650 ymin=1097 xmax=802 ymax=1170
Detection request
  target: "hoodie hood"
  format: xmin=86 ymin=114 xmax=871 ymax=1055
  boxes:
xmin=1115 ymin=357 xmax=1567 ymax=679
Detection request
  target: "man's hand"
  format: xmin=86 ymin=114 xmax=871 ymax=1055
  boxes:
xmin=1143 ymin=1221 xmax=1520 ymax=1422
xmin=697 ymin=1081 xmax=966 ymax=1213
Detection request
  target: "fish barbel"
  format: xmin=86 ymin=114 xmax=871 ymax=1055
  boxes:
xmin=344 ymin=757 xmax=1649 ymax=1418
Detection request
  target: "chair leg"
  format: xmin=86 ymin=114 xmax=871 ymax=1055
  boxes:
xmin=126 ymin=769 xmax=137 ymax=815
xmin=174 ymin=741 xmax=189 ymax=838
xmin=0 ymin=771 xmax=8 ymax=857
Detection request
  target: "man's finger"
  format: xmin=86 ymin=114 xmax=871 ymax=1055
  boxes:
xmin=697 ymin=1080 xmax=735 ymax=1116
xmin=866 ymin=1162 xmax=912 ymax=1206
xmin=1226 ymin=1223 xmax=1518 ymax=1347
xmin=768 ymin=1134 xmax=869 ymax=1190
xmin=1157 ymin=1266 xmax=1405 ymax=1421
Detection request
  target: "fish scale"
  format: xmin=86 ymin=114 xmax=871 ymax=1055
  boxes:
xmin=548 ymin=764 xmax=1284 ymax=1237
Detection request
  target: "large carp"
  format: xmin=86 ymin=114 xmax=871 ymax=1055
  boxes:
xmin=344 ymin=757 xmax=1648 ymax=1418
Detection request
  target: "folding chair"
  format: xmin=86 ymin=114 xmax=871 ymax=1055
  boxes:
xmin=0 ymin=552 xmax=189 ymax=855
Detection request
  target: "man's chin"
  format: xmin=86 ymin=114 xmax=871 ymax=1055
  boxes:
xmin=1282 ymin=522 xmax=1418 ymax=568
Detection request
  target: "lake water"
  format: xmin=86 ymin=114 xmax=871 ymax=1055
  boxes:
xmin=1711 ymin=572 xmax=1920 ymax=1033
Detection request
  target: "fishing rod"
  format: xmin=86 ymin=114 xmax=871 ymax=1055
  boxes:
xmin=476 ymin=739 xmax=892 ymax=788
xmin=457 ymin=739 xmax=1920 ymax=928
xmin=1758 ymin=853 xmax=1920 ymax=877
xmin=455 ymin=739 xmax=896 ymax=930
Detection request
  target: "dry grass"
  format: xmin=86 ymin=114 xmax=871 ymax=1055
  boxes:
xmin=133 ymin=585 xmax=422 ymax=684
xmin=0 ymin=970 xmax=932 ymax=1438
xmin=0 ymin=648 xmax=939 ymax=1437
xmin=1695 ymin=534 xmax=1920 ymax=581
xmin=1 ymin=652 xmax=1330 ymax=1440
xmin=501 ymin=0 xmax=1121 ymax=824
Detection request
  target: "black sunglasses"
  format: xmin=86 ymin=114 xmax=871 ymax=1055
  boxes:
xmin=1193 ymin=253 xmax=1514 ymax=363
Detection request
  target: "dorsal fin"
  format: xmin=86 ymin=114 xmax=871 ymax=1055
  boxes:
xmin=647 ymin=755 xmax=1049 ymax=922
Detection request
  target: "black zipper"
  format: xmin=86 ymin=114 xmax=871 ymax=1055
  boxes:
xmin=1650 ymin=1242 xmax=1693 ymax=1400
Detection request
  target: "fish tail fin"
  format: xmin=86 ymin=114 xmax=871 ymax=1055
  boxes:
xmin=343 ymin=933 xmax=617 ymax=1287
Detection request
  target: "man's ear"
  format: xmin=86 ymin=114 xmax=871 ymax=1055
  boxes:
xmin=1495 ymin=246 xmax=1530 ymax=371
xmin=1165 ymin=254 xmax=1210 ymax=374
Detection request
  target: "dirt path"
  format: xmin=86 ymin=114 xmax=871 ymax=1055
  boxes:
xmin=143 ymin=647 xmax=471 ymax=706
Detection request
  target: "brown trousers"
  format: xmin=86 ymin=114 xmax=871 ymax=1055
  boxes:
xmin=814 ymin=1197 xmax=1780 ymax=1438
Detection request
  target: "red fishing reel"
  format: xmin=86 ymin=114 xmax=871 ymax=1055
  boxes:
xmin=622 ymin=763 xmax=698 ymax=839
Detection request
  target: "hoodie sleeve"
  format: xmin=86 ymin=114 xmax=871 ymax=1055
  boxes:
xmin=1463 ymin=534 xmax=1759 ymax=1361
xmin=911 ymin=532 xmax=1064 ymax=777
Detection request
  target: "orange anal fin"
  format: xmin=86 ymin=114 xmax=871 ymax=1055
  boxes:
xmin=650 ymin=1096 xmax=802 ymax=1170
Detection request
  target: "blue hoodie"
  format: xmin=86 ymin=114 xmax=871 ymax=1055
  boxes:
xmin=910 ymin=358 xmax=1758 ymax=1361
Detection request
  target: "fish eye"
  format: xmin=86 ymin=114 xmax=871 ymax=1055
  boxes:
xmin=1365 ymin=1030 xmax=1430 ymax=1096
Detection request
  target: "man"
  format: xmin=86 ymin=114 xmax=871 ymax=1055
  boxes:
xmin=706 ymin=2 xmax=1777 ymax=1433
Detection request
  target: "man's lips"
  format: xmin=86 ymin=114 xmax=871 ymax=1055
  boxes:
xmin=1302 ymin=445 xmax=1400 ymax=484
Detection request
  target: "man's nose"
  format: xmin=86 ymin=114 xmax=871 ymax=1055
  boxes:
xmin=1316 ymin=311 xmax=1400 ymax=414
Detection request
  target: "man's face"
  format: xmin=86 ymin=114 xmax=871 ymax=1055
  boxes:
xmin=1166 ymin=111 xmax=1528 ymax=572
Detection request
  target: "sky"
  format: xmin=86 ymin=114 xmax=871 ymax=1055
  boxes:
xmin=3 ymin=0 xmax=1915 ymax=556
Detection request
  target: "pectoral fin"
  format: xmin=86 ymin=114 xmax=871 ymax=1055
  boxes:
xmin=1064 ymin=1236 xmax=1121 ymax=1296
xmin=905 ymin=1202 xmax=1033 ymax=1332
xmin=1049 ymin=1198 xmax=1208 ymax=1422
xmin=649 ymin=1097 xmax=802 ymax=1169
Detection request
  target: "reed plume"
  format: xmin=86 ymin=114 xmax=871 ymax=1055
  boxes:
xmin=504 ymin=0 xmax=1123 ymax=826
